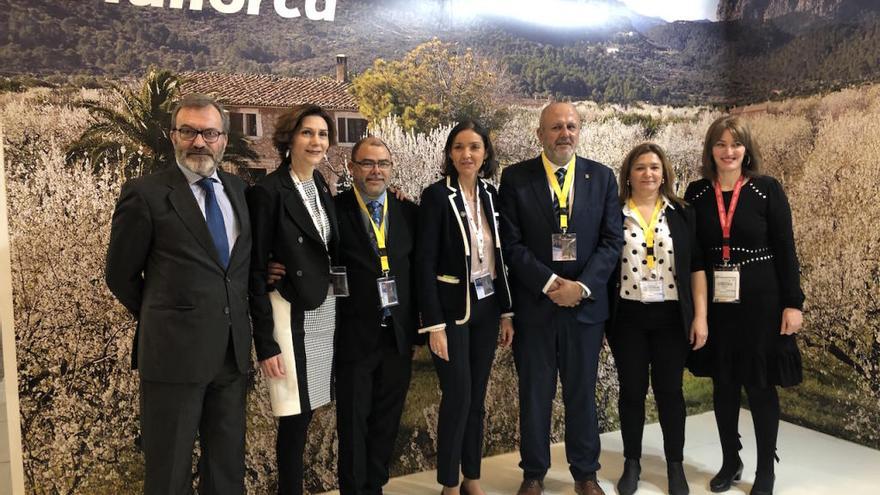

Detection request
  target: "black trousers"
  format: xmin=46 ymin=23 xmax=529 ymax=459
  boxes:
xmin=608 ymin=299 xmax=689 ymax=462
xmin=276 ymin=407 xmax=314 ymax=495
xmin=140 ymin=340 xmax=246 ymax=495
xmin=432 ymin=289 xmax=500 ymax=487
xmin=513 ymin=310 xmax=604 ymax=482
xmin=336 ymin=328 xmax=412 ymax=495
xmin=713 ymin=381 xmax=780 ymax=474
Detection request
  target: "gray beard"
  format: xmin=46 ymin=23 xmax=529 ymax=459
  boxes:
xmin=176 ymin=151 xmax=221 ymax=177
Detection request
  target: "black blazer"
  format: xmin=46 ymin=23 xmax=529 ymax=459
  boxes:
xmin=416 ymin=176 xmax=513 ymax=331
xmin=247 ymin=164 xmax=339 ymax=361
xmin=498 ymin=155 xmax=624 ymax=328
xmin=105 ymin=166 xmax=252 ymax=383
xmin=606 ymin=201 xmax=704 ymax=341
xmin=335 ymin=189 xmax=420 ymax=361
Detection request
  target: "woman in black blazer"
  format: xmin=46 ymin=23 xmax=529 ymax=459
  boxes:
xmin=416 ymin=120 xmax=514 ymax=495
xmin=247 ymin=104 xmax=340 ymax=495
xmin=606 ymin=143 xmax=708 ymax=495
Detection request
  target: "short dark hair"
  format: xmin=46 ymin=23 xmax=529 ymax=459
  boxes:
xmin=351 ymin=135 xmax=391 ymax=162
xmin=701 ymin=115 xmax=762 ymax=180
xmin=619 ymin=142 xmax=686 ymax=207
xmin=171 ymin=93 xmax=229 ymax=133
xmin=272 ymin=104 xmax=337 ymax=166
xmin=441 ymin=120 xmax=499 ymax=179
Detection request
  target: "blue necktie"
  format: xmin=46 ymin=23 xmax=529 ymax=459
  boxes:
xmin=368 ymin=200 xmax=392 ymax=319
xmin=197 ymin=178 xmax=230 ymax=268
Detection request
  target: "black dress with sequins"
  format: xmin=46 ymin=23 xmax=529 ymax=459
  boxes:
xmin=685 ymin=176 xmax=804 ymax=387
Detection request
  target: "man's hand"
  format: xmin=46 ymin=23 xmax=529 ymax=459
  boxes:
xmin=259 ymin=354 xmax=285 ymax=378
xmin=267 ymin=261 xmax=286 ymax=285
xmin=546 ymin=278 xmax=583 ymax=307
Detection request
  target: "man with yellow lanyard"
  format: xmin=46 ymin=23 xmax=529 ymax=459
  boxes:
xmin=499 ymin=102 xmax=624 ymax=495
xmin=333 ymin=136 xmax=420 ymax=494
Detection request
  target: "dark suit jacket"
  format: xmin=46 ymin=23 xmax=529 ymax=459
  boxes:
xmin=606 ymin=201 xmax=704 ymax=341
xmin=499 ymin=155 xmax=624 ymax=328
xmin=416 ymin=176 xmax=513 ymax=331
xmin=247 ymin=164 xmax=339 ymax=361
xmin=334 ymin=189 xmax=420 ymax=362
xmin=105 ymin=166 xmax=252 ymax=383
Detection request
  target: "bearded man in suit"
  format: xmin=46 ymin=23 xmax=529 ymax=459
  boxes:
xmin=106 ymin=94 xmax=252 ymax=495
xmin=499 ymin=102 xmax=624 ymax=495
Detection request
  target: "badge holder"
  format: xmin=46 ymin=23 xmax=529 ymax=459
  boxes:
xmin=639 ymin=279 xmax=665 ymax=303
xmin=713 ymin=264 xmax=741 ymax=303
xmin=329 ymin=266 xmax=349 ymax=297
xmin=472 ymin=271 xmax=495 ymax=300
xmin=552 ymin=233 xmax=578 ymax=262
xmin=377 ymin=275 xmax=400 ymax=308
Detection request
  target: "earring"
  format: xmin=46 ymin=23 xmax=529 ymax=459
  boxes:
xmin=744 ymin=155 xmax=751 ymax=167
xmin=626 ymin=180 xmax=631 ymax=186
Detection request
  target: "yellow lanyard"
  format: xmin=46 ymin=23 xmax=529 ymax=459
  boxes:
xmin=353 ymin=186 xmax=390 ymax=273
xmin=627 ymin=197 xmax=664 ymax=269
xmin=542 ymin=153 xmax=576 ymax=231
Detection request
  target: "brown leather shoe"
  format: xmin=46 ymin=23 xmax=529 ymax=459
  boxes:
xmin=516 ymin=479 xmax=544 ymax=495
xmin=574 ymin=479 xmax=606 ymax=495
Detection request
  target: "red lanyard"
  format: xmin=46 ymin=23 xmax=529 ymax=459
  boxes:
xmin=713 ymin=176 xmax=744 ymax=263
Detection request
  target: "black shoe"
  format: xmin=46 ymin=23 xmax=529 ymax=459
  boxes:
xmin=617 ymin=458 xmax=640 ymax=495
xmin=667 ymin=461 xmax=689 ymax=495
xmin=750 ymin=472 xmax=775 ymax=495
xmin=709 ymin=457 xmax=743 ymax=492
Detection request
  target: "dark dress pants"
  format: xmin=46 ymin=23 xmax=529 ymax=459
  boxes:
xmin=140 ymin=339 xmax=246 ymax=495
xmin=432 ymin=289 xmax=500 ymax=487
xmin=336 ymin=326 xmax=412 ymax=495
xmin=513 ymin=310 xmax=604 ymax=482
xmin=608 ymin=299 xmax=689 ymax=462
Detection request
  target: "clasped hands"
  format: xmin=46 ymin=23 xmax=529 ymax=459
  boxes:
xmin=546 ymin=277 xmax=584 ymax=307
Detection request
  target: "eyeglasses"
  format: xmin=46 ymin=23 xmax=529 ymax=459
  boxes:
xmin=353 ymin=159 xmax=393 ymax=170
xmin=173 ymin=127 xmax=225 ymax=143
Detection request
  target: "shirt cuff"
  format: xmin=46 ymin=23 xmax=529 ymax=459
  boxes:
xmin=542 ymin=274 xmax=559 ymax=294
xmin=576 ymin=282 xmax=591 ymax=299
xmin=418 ymin=323 xmax=446 ymax=334
xmin=500 ymin=312 xmax=514 ymax=319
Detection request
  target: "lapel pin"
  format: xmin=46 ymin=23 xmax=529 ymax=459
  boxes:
xmin=585 ymin=173 xmax=591 ymax=180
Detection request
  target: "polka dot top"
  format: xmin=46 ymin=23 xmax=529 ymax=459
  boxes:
xmin=619 ymin=196 xmax=679 ymax=301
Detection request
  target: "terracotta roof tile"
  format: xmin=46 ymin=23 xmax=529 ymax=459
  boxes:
xmin=181 ymin=71 xmax=359 ymax=111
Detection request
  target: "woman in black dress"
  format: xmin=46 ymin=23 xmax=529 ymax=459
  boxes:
xmin=685 ymin=116 xmax=804 ymax=495
xmin=416 ymin=120 xmax=514 ymax=495
xmin=608 ymin=143 xmax=708 ymax=495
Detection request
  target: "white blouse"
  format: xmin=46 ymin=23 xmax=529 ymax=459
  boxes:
xmin=620 ymin=197 xmax=679 ymax=302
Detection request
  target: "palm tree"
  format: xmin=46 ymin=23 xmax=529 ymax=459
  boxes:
xmin=65 ymin=68 xmax=258 ymax=176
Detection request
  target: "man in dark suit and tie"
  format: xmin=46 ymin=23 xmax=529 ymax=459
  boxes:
xmin=499 ymin=102 xmax=624 ymax=495
xmin=334 ymin=136 xmax=419 ymax=495
xmin=105 ymin=94 xmax=252 ymax=494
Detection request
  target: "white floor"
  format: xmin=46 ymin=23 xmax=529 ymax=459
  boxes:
xmin=320 ymin=410 xmax=880 ymax=494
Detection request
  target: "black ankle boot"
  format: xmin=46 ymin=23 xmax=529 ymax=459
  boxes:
xmin=750 ymin=470 xmax=775 ymax=495
xmin=667 ymin=461 xmax=689 ymax=495
xmin=617 ymin=458 xmax=640 ymax=495
xmin=709 ymin=456 xmax=743 ymax=492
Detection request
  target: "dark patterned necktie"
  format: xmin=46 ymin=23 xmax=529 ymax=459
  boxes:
xmin=197 ymin=178 xmax=230 ymax=268
xmin=552 ymin=167 xmax=567 ymax=212
xmin=367 ymin=200 xmax=382 ymax=227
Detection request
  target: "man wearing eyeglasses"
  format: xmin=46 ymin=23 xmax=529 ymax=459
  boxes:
xmin=335 ymin=136 xmax=419 ymax=494
xmin=105 ymin=93 xmax=252 ymax=494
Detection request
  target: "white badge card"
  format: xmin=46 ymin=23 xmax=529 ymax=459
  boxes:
xmin=552 ymin=233 xmax=578 ymax=261
xmin=330 ymin=266 xmax=350 ymax=297
xmin=639 ymin=280 xmax=665 ymax=303
xmin=472 ymin=272 xmax=495 ymax=300
xmin=713 ymin=265 xmax=741 ymax=303
xmin=377 ymin=276 xmax=400 ymax=308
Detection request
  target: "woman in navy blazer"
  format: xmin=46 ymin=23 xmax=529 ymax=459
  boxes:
xmin=416 ymin=120 xmax=514 ymax=495
xmin=606 ymin=143 xmax=708 ymax=495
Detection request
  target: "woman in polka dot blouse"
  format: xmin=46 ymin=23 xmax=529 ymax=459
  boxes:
xmin=606 ymin=142 xmax=708 ymax=495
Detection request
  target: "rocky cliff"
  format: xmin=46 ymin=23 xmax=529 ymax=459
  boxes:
xmin=717 ymin=0 xmax=879 ymax=22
